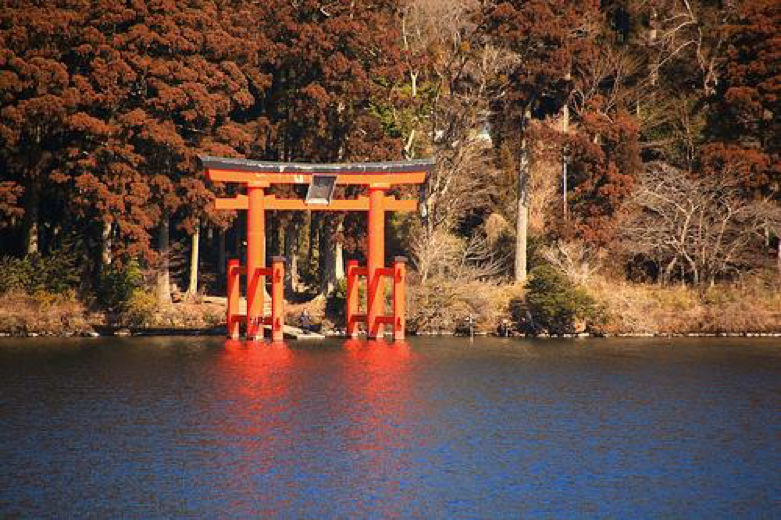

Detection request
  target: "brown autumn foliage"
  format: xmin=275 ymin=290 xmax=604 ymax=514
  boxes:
xmin=702 ymin=0 xmax=779 ymax=195
xmin=0 ymin=0 xmax=778 ymax=334
xmin=482 ymin=0 xmax=642 ymax=252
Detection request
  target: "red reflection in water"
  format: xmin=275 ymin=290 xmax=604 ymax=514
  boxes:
xmin=343 ymin=338 xmax=412 ymax=358
xmin=220 ymin=339 xmax=293 ymax=403
xmin=218 ymin=340 xmax=295 ymax=442
xmin=218 ymin=340 xmax=297 ymax=515
xmin=342 ymin=339 xmax=416 ymax=515
xmin=216 ymin=338 xmax=418 ymax=516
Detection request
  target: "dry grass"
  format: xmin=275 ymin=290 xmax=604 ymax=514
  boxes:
xmin=406 ymin=269 xmax=779 ymax=335
xmin=287 ymin=294 xmax=328 ymax=330
xmin=0 ymin=290 xmax=93 ymax=335
xmin=0 ymin=289 xmax=227 ymax=334
xmin=3 ymin=273 xmax=777 ymax=336
xmin=115 ymin=294 xmax=225 ymax=329
xmin=588 ymin=275 xmax=781 ymax=334
xmin=408 ymin=277 xmax=523 ymax=334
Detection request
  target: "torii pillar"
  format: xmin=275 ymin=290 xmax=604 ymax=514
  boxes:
xmin=246 ymin=182 xmax=266 ymax=340
xmin=367 ymin=185 xmax=387 ymax=338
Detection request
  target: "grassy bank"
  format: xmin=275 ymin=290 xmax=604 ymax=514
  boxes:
xmin=589 ymin=276 xmax=781 ymax=335
xmin=1 ymin=276 xmax=778 ymax=337
xmin=406 ymin=272 xmax=780 ymax=336
xmin=0 ymin=291 xmax=225 ymax=337
xmin=0 ymin=291 xmax=94 ymax=336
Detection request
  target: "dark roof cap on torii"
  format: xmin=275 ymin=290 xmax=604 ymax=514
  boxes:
xmin=199 ymin=156 xmax=434 ymax=174
xmin=199 ymin=155 xmax=434 ymax=186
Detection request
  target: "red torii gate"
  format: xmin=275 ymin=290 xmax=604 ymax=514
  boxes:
xmin=200 ymin=156 xmax=433 ymax=342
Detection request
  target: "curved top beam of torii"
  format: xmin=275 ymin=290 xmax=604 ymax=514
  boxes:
xmin=199 ymin=155 xmax=434 ymax=186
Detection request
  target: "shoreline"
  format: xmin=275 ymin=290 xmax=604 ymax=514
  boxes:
xmin=3 ymin=279 xmax=778 ymax=341
xmin=1 ymin=327 xmax=780 ymax=339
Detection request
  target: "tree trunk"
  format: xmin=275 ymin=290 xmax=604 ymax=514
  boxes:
xmin=234 ymin=212 xmax=243 ymax=260
xmin=515 ymin=111 xmax=531 ymax=283
xmin=319 ymin=215 xmax=339 ymax=295
xmin=186 ymin=220 xmax=200 ymax=297
xmin=650 ymin=9 xmax=657 ymax=77
xmin=269 ymin=212 xmax=280 ymax=259
xmin=635 ymin=7 xmax=659 ymax=117
xmin=284 ymin=214 xmax=300 ymax=294
xmin=156 ymin=215 xmax=172 ymax=306
xmin=23 ymin=178 xmax=39 ymax=255
xmin=561 ymin=79 xmax=570 ymax=219
xmin=101 ymin=220 xmax=112 ymax=271
xmin=777 ymin=240 xmax=781 ymax=277
xmin=515 ymin=185 xmax=528 ymax=282
xmin=50 ymin=224 xmax=61 ymax=253
xmin=648 ymin=8 xmax=659 ymax=95
xmin=218 ymin=228 xmax=226 ymax=276
xmin=662 ymin=257 xmax=677 ymax=285
xmin=308 ymin=212 xmax=319 ymax=267
xmin=335 ymin=219 xmax=345 ymax=281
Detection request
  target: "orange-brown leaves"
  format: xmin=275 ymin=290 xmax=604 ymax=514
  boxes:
xmin=0 ymin=181 xmax=23 ymax=226
xmin=0 ymin=0 xmax=404 ymax=261
xmin=704 ymin=0 xmax=779 ymax=195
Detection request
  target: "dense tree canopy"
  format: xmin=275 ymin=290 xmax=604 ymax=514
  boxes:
xmin=0 ymin=0 xmax=777 ymax=302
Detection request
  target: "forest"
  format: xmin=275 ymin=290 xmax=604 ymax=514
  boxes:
xmin=0 ymin=0 xmax=779 ymax=336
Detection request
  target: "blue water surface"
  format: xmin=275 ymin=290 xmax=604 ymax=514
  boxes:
xmin=0 ymin=337 xmax=779 ymax=518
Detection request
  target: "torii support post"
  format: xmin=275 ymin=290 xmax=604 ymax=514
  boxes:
xmin=227 ymin=259 xmax=241 ymax=340
xmin=271 ymin=256 xmax=285 ymax=342
xmin=246 ymin=183 xmax=266 ymax=341
xmin=345 ymin=256 xmax=407 ymax=341
xmin=346 ymin=259 xmax=360 ymax=338
xmin=367 ymin=185 xmax=387 ymax=339
xmin=393 ymin=257 xmax=407 ymax=341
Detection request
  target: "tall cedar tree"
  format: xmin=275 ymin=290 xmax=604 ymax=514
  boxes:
xmin=65 ymin=1 xmax=256 ymax=260
xmin=703 ymin=0 xmax=779 ymax=195
xmin=0 ymin=2 xmax=84 ymax=253
xmin=255 ymin=0 xmax=405 ymax=292
xmin=483 ymin=0 xmax=640 ymax=251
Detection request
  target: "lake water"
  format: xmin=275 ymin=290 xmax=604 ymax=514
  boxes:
xmin=0 ymin=337 xmax=778 ymax=518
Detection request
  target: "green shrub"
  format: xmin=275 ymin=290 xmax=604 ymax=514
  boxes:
xmin=122 ymin=290 xmax=157 ymax=327
xmin=523 ymin=265 xmax=603 ymax=334
xmin=97 ymin=260 xmax=145 ymax=312
xmin=0 ymin=252 xmax=80 ymax=296
xmin=325 ymin=278 xmax=347 ymax=322
xmin=325 ymin=277 xmax=366 ymax=326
